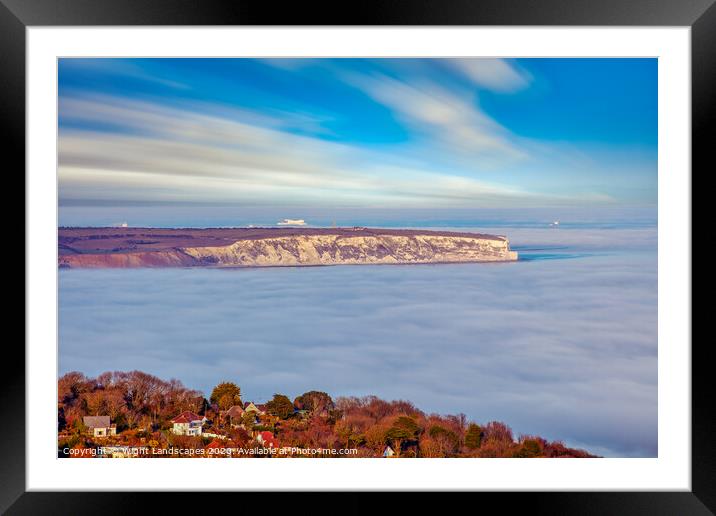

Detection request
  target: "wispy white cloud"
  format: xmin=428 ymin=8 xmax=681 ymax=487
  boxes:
xmin=60 ymin=59 xmax=191 ymax=90
xmin=445 ymin=58 xmax=532 ymax=93
xmin=348 ymin=72 xmax=528 ymax=163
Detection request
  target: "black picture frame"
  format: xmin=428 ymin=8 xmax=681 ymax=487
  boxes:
xmin=6 ymin=0 xmax=710 ymax=513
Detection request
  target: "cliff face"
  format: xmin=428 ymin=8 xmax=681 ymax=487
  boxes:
xmin=59 ymin=250 xmax=197 ymax=269
xmin=58 ymin=232 xmax=517 ymax=268
xmin=182 ymin=234 xmax=517 ymax=267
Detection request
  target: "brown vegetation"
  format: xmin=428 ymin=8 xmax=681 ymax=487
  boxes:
xmin=58 ymin=371 xmax=597 ymax=458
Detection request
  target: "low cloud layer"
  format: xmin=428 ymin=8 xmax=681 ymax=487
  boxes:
xmin=59 ymin=226 xmax=657 ymax=457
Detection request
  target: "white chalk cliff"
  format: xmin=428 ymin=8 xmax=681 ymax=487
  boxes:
xmin=181 ymin=234 xmax=517 ymax=267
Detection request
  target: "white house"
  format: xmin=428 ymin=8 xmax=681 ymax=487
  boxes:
xmin=171 ymin=411 xmax=206 ymax=436
xmin=83 ymin=416 xmax=117 ymax=438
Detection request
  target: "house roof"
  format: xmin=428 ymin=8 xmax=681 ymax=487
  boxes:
xmin=171 ymin=411 xmax=204 ymax=423
xmin=225 ymin=405 xmax=245 ymax=418
xmin=83 ymin=416 xmax=110 ymax=429
xmin=243 ymin=402 xmax=265 ymax=413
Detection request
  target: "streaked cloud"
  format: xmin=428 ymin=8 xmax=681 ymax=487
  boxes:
xmin=60 ymin=58 xmax=191 ymax=90
xmin=446 ymin=58 xmax=532 ymax=92
xmin=59 ymin=95 xmax=562 ymax=208
xmin=348 ymin=72 xmax=528 ymax=163
xmin=58 ymin=58 xmax=656 ymax=209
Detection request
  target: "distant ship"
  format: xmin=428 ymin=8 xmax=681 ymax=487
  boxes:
xmin=550 ymin=220 xmax=560 ymax=227
xmin=277 ymin=219 xmax=307 ymax=226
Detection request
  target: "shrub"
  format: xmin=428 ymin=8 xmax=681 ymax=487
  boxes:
xmin=465 ymin=423 xmax=483 ymax=449
xmin=513 ymin=439 xmax=543 ymax=458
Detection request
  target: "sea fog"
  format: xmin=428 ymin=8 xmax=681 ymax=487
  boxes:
xmin=58 ymin=209 xmax=657 ymax=458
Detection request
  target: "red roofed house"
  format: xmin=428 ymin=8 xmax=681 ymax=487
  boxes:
xmin=171 ymin=411 xmax=207 ymax=436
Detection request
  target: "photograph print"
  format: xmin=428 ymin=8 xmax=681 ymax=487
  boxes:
xmin=57 ymin=57 xmax=657 ymax=460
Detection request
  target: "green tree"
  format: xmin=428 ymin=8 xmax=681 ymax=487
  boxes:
xmin=210 ymin=382 xmax=241 ymax=409
xmin=465 ymin=423 xmax=482 ymax=449
xmin=513 ymin=439 xmax=543 ymax=458
xmin=385 ymin=416 xmax=421 ymax=456
xmin=266 ymin=394 xmax=295 ymax=420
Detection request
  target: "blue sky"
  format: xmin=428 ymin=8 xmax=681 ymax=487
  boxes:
xmin=58 ymin=58 xmax=657 ymax=211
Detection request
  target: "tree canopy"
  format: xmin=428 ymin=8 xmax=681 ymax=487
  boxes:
xmin=385 ymin=416 xmax=422 ymax=455
xmin=465 ymin=423 xmax=483 ymax=449
xmin=513 ymin=438 xmax=543 ymax=458
xmin=210 ymin=382 xmax=242 ymax=410
xmin=293 ymin=391 xmax=334 ymax=413
xmin=266 ymin=394 xmax=295 ymax=419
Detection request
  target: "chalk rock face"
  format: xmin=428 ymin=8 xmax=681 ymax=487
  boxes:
xmin=181 ymin=234 xmax=517 ymax=267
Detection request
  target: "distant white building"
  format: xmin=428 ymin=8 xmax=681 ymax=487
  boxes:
xmin=277 ymin=219 xmax=306 ymax=226
xmin=171 ymin=411 xmax=206 ymax=436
